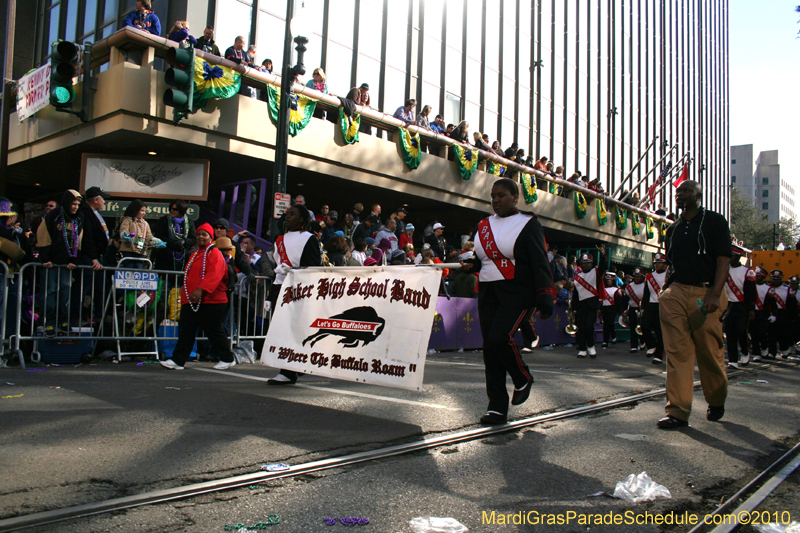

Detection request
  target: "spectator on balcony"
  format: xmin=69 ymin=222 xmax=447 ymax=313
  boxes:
xmin=374 ymin=219 xmax=399 ymax=251
xmin=567 ymin=171 xmax=581 ymax=184
xmin=416 ymin=105 xmax=433 ymax=131
xmin=152 ymin=199 xmax=196 ymax=272
xmin=473 ymin=132 xmax=490 ymax=151
xmin=425 ymin=222 xmax=447 ymax=259
xmin=514 ymin=149 xmax=526 ymax=165
xmin=261 ymin=58 xmax=273 ymax=74
xmin=450 ymin=121 xmax=469 ymax=143
xmin=167 ymin=21 xmax=197 ymax=48
xmin=445 ymin=123 xmax=456 ymax=136
xmin=393 ymin=207 xmax=408 ymax=236
xmin=431 ymin=115 xmax=446 ymax=134
xmin=533 ymin=156 xmax=549 ymax=173
xmin=351 ymin=238 xmax=368 ymax=265
xmin=525 ymin=155 xmax=535 ymax=167
xmin=320 ymin=210 xmax=339 ymax=243
xmin=123 ymin=0 xmax=161 ymax=36
xmin=352 ymin=203 xmax=364 ymax=223
xmin=196 ymin=26 xmax=220 ymax=56
xmin=491 ymin=140 xmax=504 ymax=157
xmin=344 ymin=83 xmax=373 ymax=135
xmin=315 ymin=205 xmax=330 ymax=223
xmin=394 ymin=99 xmax=417 ymax=126
xmin=226 ymin=37 xmax=253 ymax=97
xmin=352 ymin=215 xmax=379 ymax=244
xmin=306 ymin=68 xmax=328 ymax=119
xmin=504 ymin=142 xmax=519 ymax=159
xmin=399 ymin=223 xmax=415 ymax=250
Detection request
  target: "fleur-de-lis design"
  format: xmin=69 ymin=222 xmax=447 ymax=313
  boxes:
xmin=431 ymin=312 xmax=442 ymax=333
xmin=552 ymin=313 xmax=561 ymax=326
xmin=462 ymin=312 xmax=475 ymax=333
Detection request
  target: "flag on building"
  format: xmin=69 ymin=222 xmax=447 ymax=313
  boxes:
xmin=521 ymin=173 xmax=538 ymax=204
xmin=597 ymin=198 xmax=608 ymax=226
xmin=672 ymin=160 xmax=690 ymax=187
xmin=398 ymin=127 xmax=421 ymax=169
xmin=615 ymin=205 xmax=628 ymax=229
xmin=193 ymin=57 xmax=242 ymax=110
xmin=338 ymin=108 xmax=360 ymax=144
xmin=487 ymin=161 xmax=507 ymax=176
xmin=648 ymin=161 xmax=672 ymax=205
xmin=646 ymin=217 xmax=655 ymax=239
xmin=574 ymin=191 xmax=587 ymax=219
xmin=266 ymin=86 xmax=318 ymax=136
xmin=453 ymin=144 xmax=479 ymax=180
xmin=631 ymin=211 xmax=641 ymax=236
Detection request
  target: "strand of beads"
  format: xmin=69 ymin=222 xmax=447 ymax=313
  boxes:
xmin=182 ymin=244 xmax=216 ymax=312
xmin=222 ymin=515 xmax=280 ymax=530
xmin=323 ymin=517 xmax=370 ymax=526
xmin=60 ymin=208 xmax=79 ymax=258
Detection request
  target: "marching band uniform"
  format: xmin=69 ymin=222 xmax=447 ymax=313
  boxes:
xmin=623 ymin=269 xmax=647 ymax=353
xmin=571 ymin=251 xmax=606 ymax=358
xmin=749 ymin=267 xmax=770 ymax=361
xmin=784 ymin=276 xmax=799 ymax=358
xmin=765 ymin=269 xmax=791 ymax=359
xmin=471 ymin=206 xmax=555 ymax=424
xmin=642 ymin=254 xmax=668 ymax=364
xmin=601 ymin=273 xmax=621 ymax=347
xmin=724 ymin=246 xmax=755 ymax=368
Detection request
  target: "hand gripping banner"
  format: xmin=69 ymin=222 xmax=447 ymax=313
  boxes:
xmin=261 ymin=265 xmax=442 ymax=391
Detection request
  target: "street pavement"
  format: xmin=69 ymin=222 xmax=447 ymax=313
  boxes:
xmin=1 ymin=343 xmax=798 ymax=532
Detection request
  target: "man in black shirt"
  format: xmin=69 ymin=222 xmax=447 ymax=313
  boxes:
xmin=657 ymin=180 xmax=732 ymax=429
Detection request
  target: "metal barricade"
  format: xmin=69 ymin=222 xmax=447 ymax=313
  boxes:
xmin=10 ymin=261 xmax=217 ymax=366
xmin=232 ymin=274 xmax=273 ymax=360
xmin=0 ymin=261 xmax=12 ymax=363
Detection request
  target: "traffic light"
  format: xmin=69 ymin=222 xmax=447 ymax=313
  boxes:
xmin=50 ymin=40 xmax=79 ymax=109
xmin=164 ymin=47 xmax=195 ymax=122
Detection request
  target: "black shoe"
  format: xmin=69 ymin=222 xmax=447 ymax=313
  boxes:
xmin=630 ymin=348 xmax=638 ymax=353
xmin=652 ymin=356 xmax=663 ymax=364
xmin=657 ymin=415 xmax=689 ymax=429
xmin=602 ymin=342 xmax=609 ymax=348
xmin=707 ymin=405 xmax=725 ymax=422
xmin=511 ymin=376 xmax=534 ymax=406
xmin=480 ymin=411 xmax=508 ymax=425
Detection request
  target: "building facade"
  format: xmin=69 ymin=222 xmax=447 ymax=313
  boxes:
xmin=731 ymin=144 xmax=794 ymax=223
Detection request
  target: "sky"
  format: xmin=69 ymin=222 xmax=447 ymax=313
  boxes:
xmin=729 ymin=0 xmax=800 ymax=191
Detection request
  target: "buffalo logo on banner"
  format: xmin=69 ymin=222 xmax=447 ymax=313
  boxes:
xmin=303 ymin=306 xmax=386 ymax=348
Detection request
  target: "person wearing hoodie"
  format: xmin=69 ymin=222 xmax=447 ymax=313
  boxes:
xmin=160 ymin=223 xmax=236 ymax=371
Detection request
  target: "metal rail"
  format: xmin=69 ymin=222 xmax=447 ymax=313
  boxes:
xmin=0 ymin=377 xmax=728 ymax=532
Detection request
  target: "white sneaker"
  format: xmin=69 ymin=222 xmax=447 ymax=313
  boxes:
xmin=160 ymin=359 xmax=184 ymax=370
xmin=761 ymin=348 xmax=768 ymax=357
xmin=521 ymin=347 xmax=532 ymax=353
xmin=727 ymin=361 xmax=740 ymax=369
xmin=577 ymin=351 xmax=587 ymax=358
xmin=741 ymin=354 xmax=750 ymax=365
xmin=652 ymin=356 xmax=663 ymax=364
xmin=213 ymin=360 xmax=236 ymax=370
xmin=588 ymin=346 xmax=597 ymax=357
xmin=269 ymin=373 xmax=293 ymax=383
xmin=531 ymin=336 xmax=540 ymax=349
xmin=646 ymin=347 xmax=656 ymax=356
xmin=752 ymin=355 xmax=762 ymax=362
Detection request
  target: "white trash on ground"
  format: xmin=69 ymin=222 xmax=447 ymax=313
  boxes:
xmin=612 ymin=471 xmax=672 ymax=503
xmin=754 ymin=522 xmax=800 ymax=533
xmin=409 ymin=516 xmax=468 ymax=533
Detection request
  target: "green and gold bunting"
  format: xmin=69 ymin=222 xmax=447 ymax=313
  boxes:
xmin=398 ymin=127 xmax=421 ymax=169
xmin=645 ymin=217 xmax=655 ymax=239
xmin=631 ymin=211 xmax=641 ymax=236
xmin=487 ymin=161 xmax=507 ymax=176
xmin=659 ymin=221 xmax=669 ymax=244
xmin=575 ymin=191 xmax=587 ymax=219
xmin=614 ymin=205 xmax=628 ymax=229
xmin=549 ymin=182 xmax=564 ymax=196
xmin=338 ymin=108 xmax=360 ymax=144
xmin=597 ymin=198 xmax=608 ymax=226
xmin=453 ymin=144 xmax=479 ymax=180
xmin=193 ymin=57 xmax=242 ymax=110
xmin=266 ymin=86 xmax=318 ymax=136
xmin=521 ymin=173 xmax=538 ymax=204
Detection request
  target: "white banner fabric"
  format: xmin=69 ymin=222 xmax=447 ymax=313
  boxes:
xmin=261 ymin=265 xmax=441 ymax=391
xmin=17 ymin=63 xmax=51 ymax=121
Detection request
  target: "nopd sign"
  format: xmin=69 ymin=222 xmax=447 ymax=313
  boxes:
xmin=114 ymin=270 xmax=159 ymax=291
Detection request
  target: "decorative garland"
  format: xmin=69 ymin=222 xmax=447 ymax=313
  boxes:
xmin=452 ymin=144 xmax=479 ymax=180
xmin=266 ymin=86 xmax=317 ymax=137
xmin=597 ymin=199 xmax=608 ymax=226
xmin=658 ymin=221 xmax=669 ymax=243
xmin=631 ymin=211 xmax=641 ymax=236
xmin=338 ymin=108 xmax=361 ymax=144
xmin=398 ymin=127 xmax=421 ymax=169
xmin=645 ymin=217 xmax=655 ymax=239
xmin=574 ymin=191 xmax=587 ymax=219
xmin=59 ymin=208 xmax=79 ymax=258
xmin=183 ymin=244 xmax=216 ymax=312
xmin=486 ymin=161 xmax=507 ymax=176
xmin=521 ymin=173 xmax=537 ymax=204
xmin=614 ymin=205 xmax=628 ymax=229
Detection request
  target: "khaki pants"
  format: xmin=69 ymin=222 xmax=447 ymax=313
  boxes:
xmin=659 ymin=283 xmax=728 ymax=421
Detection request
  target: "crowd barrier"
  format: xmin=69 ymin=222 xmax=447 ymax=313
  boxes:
xmin=0 ymin=262 xmax=10 ymax=358
xmin=5 ymin=260 xmax=273 ymax=369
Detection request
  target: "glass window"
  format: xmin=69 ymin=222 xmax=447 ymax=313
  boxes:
xmin=763 ymin=177 xmax=769 ymax=185
xmin=445 ymin=0 xmax=463 ymax=51
xmin=465 ymin=57 xmax=481 ymax=105
xmin=385 ymin=18 xmax=408 ymax=70
xmin=256 ymin=11 xmax=286 ymax=75
xmin=444 ymin=92 xmax=461 ymax=124
xmin=763 ymin=190 xmax=769 ymax=198
xmin=326 ymin=41 xmax=353 ymax=96
xmin=216 ymin=0 xmax=254 ymax=54
xmin=104 ymin=0 xmax=116 ymax=23
xmin=483 ymin=109 xmax=498 ymax=142
xmin=84 ymin=0 xmax=98 ymax=37
xmin=578 ymin=118 xmax=588 ymax=156
xmin=553 ymin=104 xmax=564 ymax=150
xmin=357 ymin=54 xmax=381 ymax=99
xmin=444 ymin=47 xmax=462 ymax=96
xmin=465 ymin=0 xmax=482 ymax=60
xmin=502 ymin=21 xmax=516 ymax=79
xmin=47 ymin=4 xmax=61 ymax=50
xmin=384 ymin=66 xmax=406 ymax=116
xmin=518 ymin=125 xmax=530 ymax=156
xmin=464 ymin=101 xmax=480 ymax=133
xmin=501 ymin=117 xmax=514 ymax=150
xmin=484 ymin=1 xmax=500 ymax=70
xmin=424 ymin=0 xmax=444 ymax=38
xmin=358 ymin=0 xmax=383 ymax=61
xmin=422 ymin=34 xmax=441 ymax=87
xmin=301 ymin=38 xmax=322 ymax=84
xmin=762 ymin=203 xmax=768 ymax=210
xmin=421 ymin=82 xmax=439 ymax=113
xmin=518 ymin=85 xmax=530 ymax=127
xmin=328 ymin=0 xmax=355 ymax=45
xmin=484 ymin=68 xmax=499 ymax=112
xmin=501 ymin=75 xmax=514 ymax=119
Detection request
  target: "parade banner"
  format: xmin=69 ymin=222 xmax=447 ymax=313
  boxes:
xmin=17 ymin=63 xmax=51 ymax=121
xmin=261 ymin=265 xmax=442 ymax=391
xmin=521 ymin=173 xmax=537 ymax=204
xmin=338 ymin=108 xmax=360 ymax=144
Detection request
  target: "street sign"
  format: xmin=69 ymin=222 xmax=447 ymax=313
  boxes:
xmin=100 ymin=201 xmax=200 ymax=221
xmin=274 ymin=193 xmax=291 ymax=219
xmin=114 ymin=270 xmax=160 ymax=291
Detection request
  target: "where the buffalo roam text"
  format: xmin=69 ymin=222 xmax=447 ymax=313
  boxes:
xmin=275 ymin=347 xmax=407 ymax=377
xmin=281 ymin=277 xmax=430 ymax=309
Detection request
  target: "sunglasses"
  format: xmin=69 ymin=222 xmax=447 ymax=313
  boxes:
xmin=214 ymin=226 xmax=226 ymax=230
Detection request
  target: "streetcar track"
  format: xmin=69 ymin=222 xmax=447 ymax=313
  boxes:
xmin=0 ymin=374 xmax=746 ymax=532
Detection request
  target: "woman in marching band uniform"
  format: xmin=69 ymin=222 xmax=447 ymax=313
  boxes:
xmin=622 ymin=268 xmax=647 ymax=353
xmin=571 ymin=246 xmax=606 ymax=359
xmin=462 ymin=178 xmax=555 ymax=425
xmin=267 ymin=204 xmax=322 ymax=385
xmin=641 ymin=253 xmax=669 ymax=364
xmin=601 ymin=272 xmax=622 ymax=348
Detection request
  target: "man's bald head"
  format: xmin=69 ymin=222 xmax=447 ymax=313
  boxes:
xmin=681 ymin=180 xmax=702 ymax=196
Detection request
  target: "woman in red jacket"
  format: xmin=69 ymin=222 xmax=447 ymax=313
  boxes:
xmin=160 ymin=223 xmax=236 ymax=370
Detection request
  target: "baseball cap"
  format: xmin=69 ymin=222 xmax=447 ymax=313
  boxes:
xmin=329 ymin=210 xmax=339 ymax=220
xmin=433 ymin=222 xmax=445 ymax=231
xmin=396 ymin=207 xmax=408 ymax=214
xmin=85 ymin=186 xmax=111 ymax=200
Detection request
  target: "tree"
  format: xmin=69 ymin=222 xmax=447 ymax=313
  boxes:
xmin=729 ymin=188 xmax=800 ymax=250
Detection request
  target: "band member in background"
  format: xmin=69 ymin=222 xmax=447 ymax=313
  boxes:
xmin=267 ymin=204 xmax=322 ymax=385
xmin=601 ymin=272 xmax=621 ymax=348
xmin=724 ymin=245 xmax=755 ymax=368
xmin=571 ymin=246 xmax=606 ymax=358
xmin=765 ymin=269 xmax=792 ymax=360
xmin=641 ymin=253 xmax=668 ymax=364
xmin=624 ymin=268 xmax=647 ymax=353
xmin=749 ymin=266 xmax=770 ymax=362
xmin=462 ymin=178 xmax=555 ymax=425
xmin=785 ymin=275 xmax=799 ymax=358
